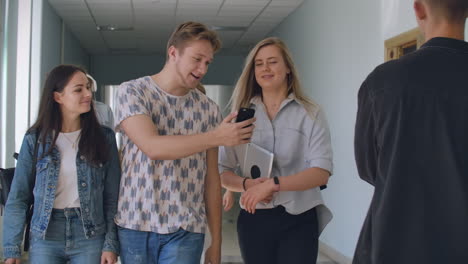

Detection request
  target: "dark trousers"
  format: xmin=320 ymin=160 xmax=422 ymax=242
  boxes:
xmin=237 ymin=206 xmax=319 ymax=264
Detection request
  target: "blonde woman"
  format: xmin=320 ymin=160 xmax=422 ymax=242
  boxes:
xmin=219 ymin=37 xmax=333 ymax=264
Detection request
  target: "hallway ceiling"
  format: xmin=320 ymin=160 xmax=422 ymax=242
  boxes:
xmin=47 ymin=0 xmax=304 ymax=55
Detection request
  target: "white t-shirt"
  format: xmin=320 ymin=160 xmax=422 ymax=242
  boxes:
xmin=53 ymin=130 xmax=81 ymax=209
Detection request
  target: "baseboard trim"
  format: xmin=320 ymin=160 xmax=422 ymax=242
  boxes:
xmin=319 ymin=241 xmax=353 ymax=264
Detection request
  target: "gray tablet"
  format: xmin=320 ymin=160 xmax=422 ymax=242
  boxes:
xmin=239 ymin=143 xmax=274 ymax=179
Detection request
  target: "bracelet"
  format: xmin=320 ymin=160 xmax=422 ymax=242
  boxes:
xmin=273 ymin=176 xmax=279 ymax=185
xmin=242 ymin=178 xmax=248 ymax=191
xmin=273 ymin=176 xmax=280 ymax=191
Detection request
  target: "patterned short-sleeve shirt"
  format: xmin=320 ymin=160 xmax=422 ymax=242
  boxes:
xmin=114 ymin=76 xmax=222 ymax=234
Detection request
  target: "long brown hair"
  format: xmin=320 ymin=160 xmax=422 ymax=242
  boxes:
xmin=230 ymin=37 xmax=318 ymax=117
xmin=29 ymin=65 xmax=108 ymax=165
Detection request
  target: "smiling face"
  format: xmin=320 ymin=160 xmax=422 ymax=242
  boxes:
xmin=171 ymin=39 xmax=214 ymax=90
xmin=53 ymin=71 xmax=92 ymax=118
xmin=254 ymin=44 xmax=290 ymax=92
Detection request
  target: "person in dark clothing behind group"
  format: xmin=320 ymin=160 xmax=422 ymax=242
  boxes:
xmin=353 ymin=1 xmax=468 ymax=264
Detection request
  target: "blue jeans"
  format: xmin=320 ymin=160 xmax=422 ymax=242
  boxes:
xmin=118 ymin=226 xmax=205 ymax=264
xmin=29 ymin=208 xmax=104 ymax=264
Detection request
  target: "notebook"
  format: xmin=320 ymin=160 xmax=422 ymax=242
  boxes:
xmin=239 ymin=143 xmax=274 ymax=179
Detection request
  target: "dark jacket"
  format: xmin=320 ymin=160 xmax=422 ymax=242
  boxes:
xmin=354 ymin=37 xmax=468 ymax=264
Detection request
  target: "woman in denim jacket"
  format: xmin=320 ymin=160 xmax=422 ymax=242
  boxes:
xmin=3 ymin=65 xmax=121 ymax=264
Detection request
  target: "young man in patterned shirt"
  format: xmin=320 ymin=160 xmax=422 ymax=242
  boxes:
xmin=114 ymin=22 xmax=255 ymax=264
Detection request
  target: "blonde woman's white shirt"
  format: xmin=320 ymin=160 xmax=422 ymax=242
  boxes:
xmin=219 ymin=94 xmax=333 ymax=234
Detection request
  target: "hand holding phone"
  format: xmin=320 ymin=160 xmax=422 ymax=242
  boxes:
xmin=236 ymin=108 xmax=255 ymax=126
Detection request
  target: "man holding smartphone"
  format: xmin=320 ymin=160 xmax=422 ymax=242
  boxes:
xmin=114 ymin=21 xmax=255 ymax=264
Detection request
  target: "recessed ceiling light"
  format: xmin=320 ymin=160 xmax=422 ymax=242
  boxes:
xmin=97 ymin=25 xmax=134 ymax=31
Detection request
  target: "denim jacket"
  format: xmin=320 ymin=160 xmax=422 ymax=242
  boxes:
xmin=2 ymin=126 xmax=121 ymax=259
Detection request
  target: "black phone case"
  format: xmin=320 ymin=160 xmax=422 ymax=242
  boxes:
xmin=236 ymin=108 xmax=255 ymax=123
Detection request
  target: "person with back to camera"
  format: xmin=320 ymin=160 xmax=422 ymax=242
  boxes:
xmin=196 ymin=83 xmax=236 ymax=213
xmin=219 ymin=37 xmax=333 ymax=264
xmin=2 ymin=65 xmax=121 ymax=264
xmin=353 ymin=1 xmax=468 ymax=263
xmin=87 ymin=74 xmax=115 ymax=130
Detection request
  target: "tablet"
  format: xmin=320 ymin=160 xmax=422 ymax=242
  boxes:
xmin=239 ymin=143 xmax=274 ymax=179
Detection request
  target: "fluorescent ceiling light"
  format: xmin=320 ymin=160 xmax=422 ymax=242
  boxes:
xmin=97 ymin=25 xmax=134 ymax=31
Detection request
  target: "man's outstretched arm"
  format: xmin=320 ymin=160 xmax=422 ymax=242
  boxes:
xmin=120 ymin=112 xmax=255 ymax=160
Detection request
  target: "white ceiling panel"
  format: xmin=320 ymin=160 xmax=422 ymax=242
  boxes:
xmin=177 ymin=2 xmax=221 ymax=10
xmin=133 ymin=0 xmax=175 ymax=3
xmin=178 ymin=0 xmax=223 ymax=3
xmin=133 ymin=3 xmax=176 ymax=11
xmin=262 ymin=6 xmax=297 ymax=16
xmin=48 ymin=0 xmax=87 ymax=8
xmin=212 ymin=18 xmax=252 ymax=27
xmin=51 ymin=5 xmax=88 ymax=13
xmin=48 ymin=0 xmax=303 ymax=55
xmin=270 ymin=0 xmax=304 ymax=5
xmin=254 ymin=16 xmax=284 ymax=26
xmin=55 ymin=11 xmax=90 ymax=18
xmin=86 ymin=0 xmax=130 ymax=3
xmin=135 ymin=14 xmax=175 ymax=23
xmin=224 ymin=0 xmax=269 ymax=4
xmin=175 ymin=17 xmax=216 ymax=25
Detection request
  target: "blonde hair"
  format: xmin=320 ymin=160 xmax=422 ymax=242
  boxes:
xmin=230 ymin=37 xmax=318 ymax=117
xmin=166 ymin=21 xmax=221 ymax=59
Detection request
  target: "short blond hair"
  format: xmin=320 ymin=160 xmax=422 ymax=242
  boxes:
xmin=166 ymin=21 xmax=221 ymax=58
xmin=422 ymin=0 xmax=468 ymax=22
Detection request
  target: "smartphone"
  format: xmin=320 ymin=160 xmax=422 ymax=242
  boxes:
xmin=236 ymin=108 xmax=255 ymax=126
